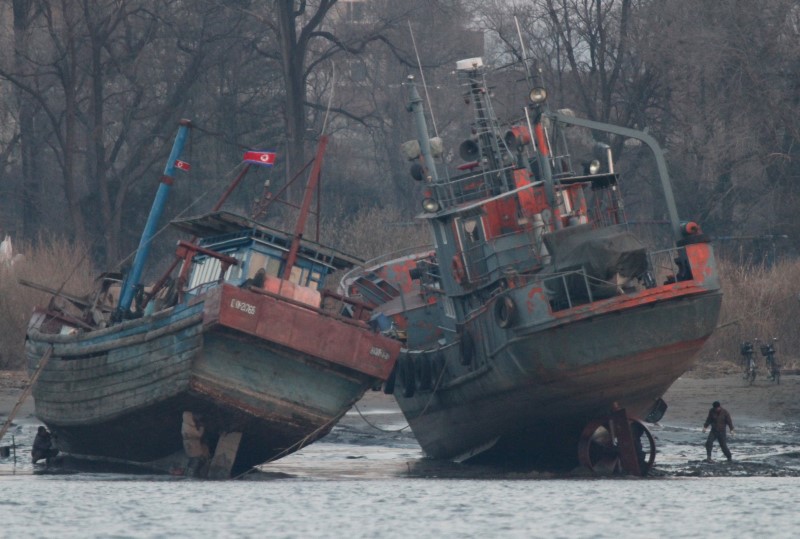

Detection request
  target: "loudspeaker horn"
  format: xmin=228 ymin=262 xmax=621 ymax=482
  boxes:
xmin=459 ymin=139 xmax=480 ymax=161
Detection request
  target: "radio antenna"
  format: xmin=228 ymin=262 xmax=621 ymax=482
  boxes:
xmin=514 ymin=16 xmax=536 ymax=88
xmin=408 ymin=20 xmax=439 ymax=138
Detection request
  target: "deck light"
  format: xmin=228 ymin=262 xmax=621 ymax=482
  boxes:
xmin=422 ymin=198 xmax=440 ymax=213
xmin=529 ymin=87 xmax=547 ymax=105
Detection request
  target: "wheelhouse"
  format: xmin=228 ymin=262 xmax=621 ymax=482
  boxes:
xmin=170 ymin=211 xmax=361 ymax=296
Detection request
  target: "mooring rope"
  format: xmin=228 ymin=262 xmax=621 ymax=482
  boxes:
xmin=352 ymin=401 xmax=410 ymax=434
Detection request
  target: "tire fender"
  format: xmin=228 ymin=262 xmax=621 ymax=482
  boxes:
xmin=400 ymin=355 xmax=416 ymax=398
xmin=495 ymin=294 xmax=517 ymax=329
xmin=460 ymin=331 xmax=474 ymax=366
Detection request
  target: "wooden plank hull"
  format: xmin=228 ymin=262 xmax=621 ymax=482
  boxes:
xmin=26 ymin=284 xmax=399 ymax=475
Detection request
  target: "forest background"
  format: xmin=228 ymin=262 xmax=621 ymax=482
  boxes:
xmin=1 ymin=0 xmax=799 ymax=369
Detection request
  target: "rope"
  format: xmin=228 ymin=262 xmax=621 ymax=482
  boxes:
xmin=351 ymin=401 xmax=409 ymax=433
xmin=231 ymin=404 xmax=353 ymax=480
xmin=414 ymin=353 xmax=448 ymax=419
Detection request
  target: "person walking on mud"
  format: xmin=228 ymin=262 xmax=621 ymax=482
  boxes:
xmin=703 ymin=401 xmax=734 ymax=463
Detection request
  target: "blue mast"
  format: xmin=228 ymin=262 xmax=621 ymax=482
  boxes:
xmin=115 ymin=119 xmax=192 ymax=321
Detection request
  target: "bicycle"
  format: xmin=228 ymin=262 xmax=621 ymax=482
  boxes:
xmin=740 ymin=341 xmax=755 ymax=382
xmin=760 ymin=337 xmax=780 ymax=385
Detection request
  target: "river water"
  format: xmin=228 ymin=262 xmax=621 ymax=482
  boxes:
xmin=3 ymin=399 xmax=800 ymax=538
xmin=2 ymin=468 xmax=798 ymax=538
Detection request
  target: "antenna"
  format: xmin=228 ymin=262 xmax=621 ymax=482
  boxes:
xmin=514 ymin=16 xmax=536 ymax=88
xmin=321 ymin=62 xmax=336 ymax=136
xmin=408 ymin=20 xmax=439 ymax=138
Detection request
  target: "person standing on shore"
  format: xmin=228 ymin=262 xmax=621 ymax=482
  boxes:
xmin=703 ymin=401 xmax=734 ymax=463
xmin=31 ymin=426 xmax=59 ymax=464
xmin=181 ymin=411 xmax=210 ymax=478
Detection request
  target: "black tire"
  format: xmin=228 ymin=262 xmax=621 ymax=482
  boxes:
xmin=460 ymin=331 xmax=474 ymax=366
xmin=383 ymin=362 xmax=397 ymax=395
xmin=416 ymin=353 xmax=433 ymax=391
xmin=495 ymin=295 xmax=517 ymax=329
xmin=401 ymin=356 xmax=416 ymax=398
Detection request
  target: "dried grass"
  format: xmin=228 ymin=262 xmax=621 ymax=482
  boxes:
xmin=0 ymin=234 xmax=96 ymax=369
xmin=697 ymin=258 xmax=800 ymax=371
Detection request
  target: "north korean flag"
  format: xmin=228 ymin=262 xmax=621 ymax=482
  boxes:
xmin=243 ymin=151 xmax=277 ymax=166
xmin=174 ymin=159 xmax=191 ymax=171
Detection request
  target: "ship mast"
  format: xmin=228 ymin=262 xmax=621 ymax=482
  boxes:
xmin=282 ymin=135 xmax=328 ymax=279
xmin=115 ymin=120 xmax=192 ymax=321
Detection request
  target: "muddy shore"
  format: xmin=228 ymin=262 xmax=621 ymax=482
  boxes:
xmin=3 ymin=366 xmax=800 ymax=477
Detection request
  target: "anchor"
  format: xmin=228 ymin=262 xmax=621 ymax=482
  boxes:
xmin=578 ymin=406 xmax=656 ymax=476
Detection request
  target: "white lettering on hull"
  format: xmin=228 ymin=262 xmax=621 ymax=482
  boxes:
xmin=230 ymin=299 xmax=256 ymax=315
xmin=369 ymin=346 xmax=390 ymax=361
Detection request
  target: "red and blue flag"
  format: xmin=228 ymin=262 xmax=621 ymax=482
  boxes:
xmin=243 ymin=151 xmax=277 ymax=166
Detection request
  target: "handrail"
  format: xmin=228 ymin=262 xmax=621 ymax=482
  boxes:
xmin=339 ymin=244 xmax=434 ymax=294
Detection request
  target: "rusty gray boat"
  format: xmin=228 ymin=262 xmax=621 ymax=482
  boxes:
xmin=343 ymin=58 xmax=722 ymax=475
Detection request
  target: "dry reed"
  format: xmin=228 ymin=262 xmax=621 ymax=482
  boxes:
xmin=699 ymin=258 xmax=800 ymax=372
xmin=0 ymin=234 xmax=96 ymax=369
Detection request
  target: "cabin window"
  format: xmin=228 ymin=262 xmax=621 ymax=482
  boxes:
xmin=247 ymin=252 xmax=282 ymax=279
xmin=227 ymin=251 xmax=244 ymax=281
xmin=266 ymin=257 xmax=281 ymax=276
xmin=309 ymin=270 xmax=323 ymax=288
xmin=190 ymin=258 xmax=217 ymax=289
xmin=463 ymin=219 xmax=480 ymax=242
xmin=286 ymin=265 xmax=324 ymax=290
xmin=437 ymin=222 xmax=448 ymax=245
xmin=456 ymin=216 xmax=488 ymax=282
xmin=289 ymin=266 xmax=305 ymax=286
xmin=443 ymin=297 xmax=456 ymax=319
xmin=189 ymin=254 xmax=238 ymax=290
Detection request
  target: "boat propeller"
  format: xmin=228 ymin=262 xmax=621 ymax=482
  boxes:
xmin=577 ymin=408 xmax=655 ymax=476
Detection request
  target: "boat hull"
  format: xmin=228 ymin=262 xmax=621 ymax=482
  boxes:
xmin=26 ymin=284 xmax=399 ymax=475
xmin=394 ymin=289 xmax=722 ymax=467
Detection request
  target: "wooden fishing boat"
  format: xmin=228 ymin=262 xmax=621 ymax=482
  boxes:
xmin=343 ymin=58 xmax=722 ymax=475
xmin=25 ymin=123 xmax=400 ymax=477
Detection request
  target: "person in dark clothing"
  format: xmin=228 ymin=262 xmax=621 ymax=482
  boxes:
xmin=31 ymin=426 xmax=59 ymax=464
xmin=703 ymin=401 xmax=734 ymax=463
xmin=240 ymin=268 xmax=267 ymax=289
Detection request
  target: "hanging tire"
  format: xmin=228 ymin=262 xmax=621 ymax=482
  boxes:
xmin=460 ymin=331 xmax=474 ymax=366
xmin=383 ymin=362 xmax=397 ymax=395
xmin=400 ymin=355 xmax=416 ymax=398
xmin=495 ymin=295 xmax=517 ymax=329
xmin=416 ymin=353 xmax=433 ymax=391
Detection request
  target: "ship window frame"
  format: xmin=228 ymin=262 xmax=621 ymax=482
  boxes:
xmin=454 ymin=215 xmax=487 ymax=282
xmin=443 ymin=296 xmax=456 ymax=319
xmin=437 ymin=222 xmax=448 ymax=245
xmin=188 ymin=249 xmax=241 ymax=289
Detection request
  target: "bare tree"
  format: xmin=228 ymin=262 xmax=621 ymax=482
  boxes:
xmin=646 ymin=0 xmax=800 ymax=254
xmin=0 ymin=0 xmax=262 ymax=265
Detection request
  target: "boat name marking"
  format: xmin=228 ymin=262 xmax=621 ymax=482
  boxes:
xmin=230 ymin=298 xmax=257 ymax=315
xmin=369 ymin=347 xmax=390 ymax=361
